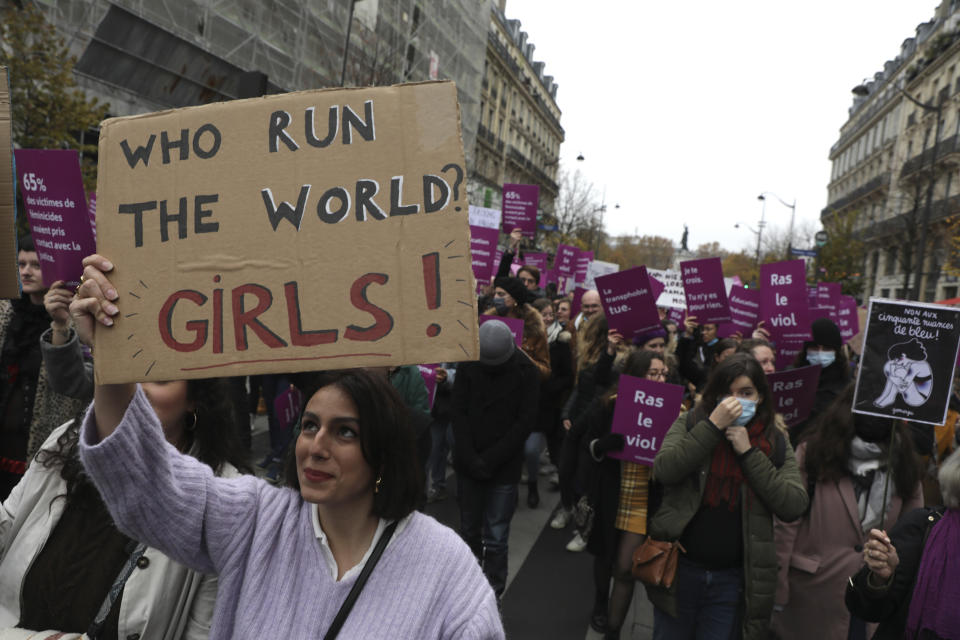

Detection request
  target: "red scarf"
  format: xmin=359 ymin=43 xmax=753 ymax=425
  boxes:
xmin=703 ymin=420 xmax=771 ymax=511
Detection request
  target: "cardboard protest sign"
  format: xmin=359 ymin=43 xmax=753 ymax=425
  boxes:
xmin=718 ymin=285 xmax=759 ymax=338
xmin=470 ymin=225 xmax=499 ymax=291
xmin=609 ymin=375 xmax=684 ymax=466
xmin=853 ymin=299 xmax=960 ymax=425
xmin=767 ymin=365 xmax=820 ymax=428
xmin=468 ymin=204 xmax=501 ymax=230
xmin=575 ymin=249 xmax=593 ymax=283
xmin=94 ymin=82 xmax=478 ymax=383
xmin=0 ymin=67 xmax=17 ymax=299
xmin=273 ymin=385 xmax=304 ymax=432
xmin=583 ymin=259 xmax=618 ymax=291
xmin=681 ymin=257 xmax=730 ymax=323
xmin=554 ymin=244 xmax=578 ymax=278
xmin=14 ymin=149 xmax=96 ymax=289
xmin=759 ymin=260 xmax=812 ymax=345
xmin=648 ymin=268 xmax=686 ymax=309
xmin=836 ymin=295 xmax=859 ymax=343
xmin=478 ymin=314 xmax=523 ymax=347
xmin=596 ymin=266 xmax=661 ymax=342
xmin=501 ymin=183 xmax=538 ymax=238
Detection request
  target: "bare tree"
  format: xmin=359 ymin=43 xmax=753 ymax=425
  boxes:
xmin=546 ymin=168 xmax=602 ymax=250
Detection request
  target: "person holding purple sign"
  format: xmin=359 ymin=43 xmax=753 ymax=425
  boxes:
xmin=0 ymin=235 xmax=87 ymax=500
xmin=581 ymin=350 xmax=672 ymax=638
xmin=788 ymin=318 xmax=851 ymax=446
xmin=772 ymin=385 xmax=922 ymax=640
xmin=494 ymin=229 xmax=547 ymax=301
xmin=675 ymin=315 xmax=719 ymax=393
xmin=647 ymin=354 xmax=808 ymax=640
xmin=485 ymin=276 xmax=551 ymax=381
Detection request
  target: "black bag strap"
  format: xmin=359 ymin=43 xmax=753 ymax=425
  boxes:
xmin=87 ymin=541 xmax=148 ymax=639
xmin=323 ymin=519 xmax=400 ymax=640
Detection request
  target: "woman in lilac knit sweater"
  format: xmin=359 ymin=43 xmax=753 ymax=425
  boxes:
xmin=73 ymin=256 xmax=503 ymax=639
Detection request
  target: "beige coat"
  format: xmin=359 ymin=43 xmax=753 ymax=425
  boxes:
xmin=771 ymin=442 xmax=923 ymax=640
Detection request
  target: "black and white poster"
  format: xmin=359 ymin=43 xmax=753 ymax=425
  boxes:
xmin=853 ymin=299 xmax=960 ymax=426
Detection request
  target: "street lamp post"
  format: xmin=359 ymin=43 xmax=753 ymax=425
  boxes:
xmin=755 ymin=195 xmax=766 ymax=267
xmin=758 ymin=192 xmax=797 ymax=259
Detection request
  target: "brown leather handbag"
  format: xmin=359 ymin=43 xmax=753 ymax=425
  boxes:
xmin=631 ymin=538 xmax=686 ymax=588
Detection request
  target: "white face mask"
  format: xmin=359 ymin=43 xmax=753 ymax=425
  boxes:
xmin=806 ymin=350 xmax=836 ymax=368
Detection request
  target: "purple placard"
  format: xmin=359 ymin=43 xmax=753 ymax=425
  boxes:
xmin=479 ymin=314 xmax=523 ymax=346
xmin=417 ymin=364 xmax=438 ymax=408
xmin=767 ymin=365 xmax=821 ymax=427
xmin=87 ymin=193 xmax=97 ymax=241
xmin=555 ymin=244 xmax=578 ymax=278
xmin=273 ymin=386 xmax=304 ymax=432
xmin=596 ymin=266 xmax=661 ymax=341
xmin=817 ymin=282 xmax=841 ymax=310
xmin=557 ymin=274 xmax=575 ymax=295
xmin=501 ymin=183 xmax=539 ymax=238
xmin=667 ymin=307 xmax=686 ymax=327
xmin=523 ymin=251 xmax=549 ymax=287
xmin=14 ymin=149 xmax=96 ymax=288
xmin=681 ymin=257 xmax=731 ymax=323
xmin=759 ymin=260 xmax=812 ymax=345
xmin=470 ymin=225 xmax=500 ymax=288
xmin=717 ymin=285 xmax=760 ymax=338
xmin=609 ymin=375 xmax=684 ymax=465
xmin=836 ymin=295 xmax=859 ymax=342
xmin=648 ymin=272 xmax=666 ymax=301
xmin=775 ymin=340 xmax=805 ymax=371
xmin=807 ymin=286 xmax=819 ymax=309
xmin=570 ymin=286 xmax=586 ymax=320
xmin=575 ymin=250 xmax=593 ymax=283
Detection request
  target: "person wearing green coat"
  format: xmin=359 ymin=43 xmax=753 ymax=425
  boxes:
xmin=646 ymin=353 xmax=809 ymax=640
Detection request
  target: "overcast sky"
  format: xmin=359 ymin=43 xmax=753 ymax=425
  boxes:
xmin=505 ymin=0 xmax=940 ymax=255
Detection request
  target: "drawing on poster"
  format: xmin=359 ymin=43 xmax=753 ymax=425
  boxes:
xmin=873 ymin=338 xmax=933 ymax=408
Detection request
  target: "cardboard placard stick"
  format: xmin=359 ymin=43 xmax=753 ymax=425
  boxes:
xmin=94 ymin=82 xmax=478 ymax=383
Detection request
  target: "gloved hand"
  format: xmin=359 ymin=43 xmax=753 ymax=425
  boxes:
xmin=594 ymin=433 xmax=625 ymax=455
xmin=466 ymin=455 xmax=491 ymax=480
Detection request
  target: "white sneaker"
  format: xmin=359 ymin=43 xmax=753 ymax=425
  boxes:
xmin=550 ymin=509 xmax=571 ymax=529
xmin=566 ymin=531 xmax=587 ymax=552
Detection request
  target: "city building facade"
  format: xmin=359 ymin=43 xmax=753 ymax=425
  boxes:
xmin=468 ymin=0 xmax=563 ymax=224
xmin=826 ymin=0 xmax=960 ymax=302
xmin=24 ymin=0 xmax=490 ymax=165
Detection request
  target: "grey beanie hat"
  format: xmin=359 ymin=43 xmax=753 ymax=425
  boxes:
xmin=479 ymin=319 xmax=516 ymax=366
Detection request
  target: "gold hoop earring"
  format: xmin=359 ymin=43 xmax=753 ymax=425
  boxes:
xmin=374 ymin=476 xmax=382 ymax=494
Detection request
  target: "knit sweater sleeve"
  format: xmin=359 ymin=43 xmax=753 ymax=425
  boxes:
xmin=78 ymin=385 xmax=260 ymax=575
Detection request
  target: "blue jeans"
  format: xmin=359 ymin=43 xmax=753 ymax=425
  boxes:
xmin=457 ymin=475 xmax=518 ymax=597
xmin=524 ymin=431 xmax=546 ymax=482
xmin=426 ymin=421 xmax=452 ymax=491
xmin=652 ymin=558 xmax=743 ymax=640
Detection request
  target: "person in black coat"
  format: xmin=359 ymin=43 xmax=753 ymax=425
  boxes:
xmin=845 ymin=448 xmax=960 ymax=639
xmin=453 ymin=319 xmax=539 ymax=599
xmin=788 ymin=317 xmax=850 ymax=446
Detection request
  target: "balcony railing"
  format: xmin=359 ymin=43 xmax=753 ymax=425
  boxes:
xmin=861 ymin=193 xmax=960 ymax=241
xmin=506 ymin=145 xmax=559 ymax=193
xmin=822 ymin=174 xmax=890 ymax=215
xmin=901 ymin=133 xmax=960 ymax=179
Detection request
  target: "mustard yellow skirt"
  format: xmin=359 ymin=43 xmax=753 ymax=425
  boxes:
xmin=615 ymin=461 xmax=650 ymax=534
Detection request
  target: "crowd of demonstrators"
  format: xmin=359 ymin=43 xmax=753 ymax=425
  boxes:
xmin=773 ymin=385 xmax=923 ymax=640
xmin=67 ymin=255 xmax=503 ymax=638
xmin=9 ymin=221 xmax=960 ymax=640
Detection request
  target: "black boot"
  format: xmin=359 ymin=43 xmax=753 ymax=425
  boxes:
xmin=527 ymin=481 xmax=539 ymax=508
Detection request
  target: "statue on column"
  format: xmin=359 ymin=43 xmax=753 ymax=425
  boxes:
xmin=680 ymin=225 xmax=689 ymax=252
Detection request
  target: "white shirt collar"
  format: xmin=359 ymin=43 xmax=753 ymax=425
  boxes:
xmin=311 ymin=505 xmax=411 ymax=582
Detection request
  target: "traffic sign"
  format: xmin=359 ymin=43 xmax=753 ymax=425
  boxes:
xmin=815 ymin=230 xmax=829 ymax=247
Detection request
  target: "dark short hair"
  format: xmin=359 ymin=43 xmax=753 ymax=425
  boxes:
xmin=285 ymin=369 xmax=421 ymax=519
xmin=622 ymin=349 xmax=662 ymax=378
xmin=518 ymin=265 xmax=540 ymax=283
xmin=18 ymin=233 xmax=35 ymax=253
xmin=737 ymin=338 xmax=775 ymax=357
xmin=699 ymin=353 xmax=774 ymax=427
xmin=713 ymin=338 xmax=739 ymax=360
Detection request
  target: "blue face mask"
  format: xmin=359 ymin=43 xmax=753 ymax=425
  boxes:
xmin=806 ymin=350 xmax=836 ymax=368
xmin=707 ymin=337 xmax=719 ymax=346
xmin=733 ymin=398 xmax=757 ymax=426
